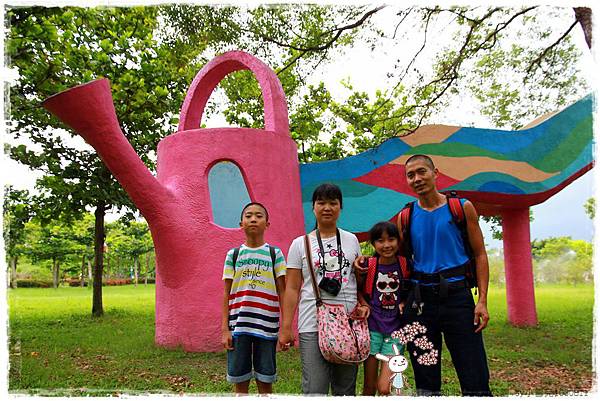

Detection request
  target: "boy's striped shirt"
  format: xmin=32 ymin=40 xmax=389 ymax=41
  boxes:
xmin=222 ymin=243 xmax=286 ymax=340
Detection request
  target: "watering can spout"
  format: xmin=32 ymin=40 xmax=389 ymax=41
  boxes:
xmin=42 ymin=78 xmax=171 ymax=223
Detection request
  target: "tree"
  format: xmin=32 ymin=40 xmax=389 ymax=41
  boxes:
xmin=22 ymin=219 xmax=81 ymax=288
xmin=193 ymin=5 xmax=591 ymax=145
xmin=532 ymin=236 xmax=592 ymax=284
xmin=105 ymin=220 xmax=153 ymax=286
xmin=159 ymin=4 xmax=383 ymax=161
xmin=70 ymin=213 xmax=95 ymax=286
xmin=3 ymin=186 xmax=34 ymax=288
xmin=7 ymin=7 xmax=202 ymax=315
xmin=583 ymin=197 xmax=595 ymax=220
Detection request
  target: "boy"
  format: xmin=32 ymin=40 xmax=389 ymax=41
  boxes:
xmin=221 ymin=202 xmax=287 ymax=394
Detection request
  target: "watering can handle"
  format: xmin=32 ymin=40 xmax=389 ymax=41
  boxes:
xmin=178 ymin=51 xmax=290 ymax=134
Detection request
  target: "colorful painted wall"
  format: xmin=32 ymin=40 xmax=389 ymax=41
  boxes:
xmin=300 ymin=94 xmax=593 ymax=238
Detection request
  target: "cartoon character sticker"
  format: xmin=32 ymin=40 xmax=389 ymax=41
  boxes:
xmin=376 ymin=344 xmax=409 ymax=395
xmin=376 ymin=271 xmax=399 ymax=309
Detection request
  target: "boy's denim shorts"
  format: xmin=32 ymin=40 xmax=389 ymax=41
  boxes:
xmin=227 ymin=334 xmax=277 ymax=384
xmin=369 ymin=330 xmax=405 ymax=356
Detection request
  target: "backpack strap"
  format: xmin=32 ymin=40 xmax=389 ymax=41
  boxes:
xmin=399 ymin=202 xmax=415 ymax=258
xmin=232 ymin=247 xmax=240 ymax=273
xmin=445 ymin=191 xmax=472 ymax=257
xmin=397 ymin=255 xmax=410 ymax=280
xmin=269 ymin=245 xmax=278 ymax=282
xmin=363 ymin=257 xmax=378 ymax=297
xmin=445 ymin=191 xmax=478 ymax=291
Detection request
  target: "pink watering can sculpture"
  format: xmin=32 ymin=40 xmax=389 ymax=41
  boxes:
xmin=43 ymin=51 xmax=305 ymax=352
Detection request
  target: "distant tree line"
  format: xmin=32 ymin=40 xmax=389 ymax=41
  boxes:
xmin=487 ymin=236 xmax=593 ymax=286
xmin=4 ymin=186 xmax=154 ymax=288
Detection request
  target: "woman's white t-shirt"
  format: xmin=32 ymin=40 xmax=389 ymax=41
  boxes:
xmin=287 ymin=229 xmax=362 ymax=333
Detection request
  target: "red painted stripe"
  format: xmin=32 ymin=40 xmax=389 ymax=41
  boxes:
xmin=229 ymin=301 xmax=280 ymax=312
xmin=229 ymin=290 xmax=279 ymax=302
xmin=350 ymin=163 xmax=594 ymax=238
xmin=353 ymin=163 xmax=460 ymax=194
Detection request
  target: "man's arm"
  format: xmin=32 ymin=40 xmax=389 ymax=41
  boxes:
xmin=463 ymin=200 xmax=490 ymax=332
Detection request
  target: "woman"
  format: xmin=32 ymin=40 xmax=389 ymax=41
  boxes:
xmin=279 ymin=183 xmax=368 ymax=395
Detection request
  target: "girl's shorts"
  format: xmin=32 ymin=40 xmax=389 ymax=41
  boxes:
xmin=369 ymin=330 xmax=404 ymax=356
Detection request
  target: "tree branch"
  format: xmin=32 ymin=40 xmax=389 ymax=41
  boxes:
xmin=526 ymin=18 xmax=579 ymax=75
xmin=262 ymin=5 xmax=386 ymax=52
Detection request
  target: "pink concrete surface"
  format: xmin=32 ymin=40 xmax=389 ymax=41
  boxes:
xmin=501 ymin=208 xmax=538 ymax=326
xmin=43 ymin=51 xmax=305 ymax=351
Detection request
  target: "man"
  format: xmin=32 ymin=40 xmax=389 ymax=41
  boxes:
xmin=399 ymin=154 xmax=492 ymax=396
xmin=357 ymin=154 xmax=492 ymax=396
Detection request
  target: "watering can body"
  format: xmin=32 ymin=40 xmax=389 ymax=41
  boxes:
xmin=43 ymin=51 xmax=305 ymax=351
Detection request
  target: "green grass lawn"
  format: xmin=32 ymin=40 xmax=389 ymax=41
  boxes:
xmin=7 ymin=284 xmax=594 ymax=396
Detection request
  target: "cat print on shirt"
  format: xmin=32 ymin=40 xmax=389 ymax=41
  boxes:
xmin=376 ymin=271 xmax=399 ymax=310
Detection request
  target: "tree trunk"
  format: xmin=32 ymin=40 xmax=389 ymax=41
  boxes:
xmin=134 ymin=255 xmax=139 ymax=287
xmin=145 ymin=252 xmax=150 ymax=285
xmin=105 ymin=252 xmax=110 ymax=280
xmin=92 ymin=201 xmax=106 ymax=317
xmin=52 ymin=257 xmax=59 ymax=289
xmin=81 ymin=254 xmax=86 ymax=287
xmin=10 ymin=256 xmax=18 ymax=289
xmin=574 ymin=7 xmax=592 ymax=50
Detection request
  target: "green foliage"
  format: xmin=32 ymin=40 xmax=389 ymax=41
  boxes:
xmin=486 ymin=248 xmax=506 ymax=286
xmin=3 ymin=185 xmax=34 ymax=259
xmin=159 ymin=5 xmax=380 ymax=161
xmin=22 ymin=220 xmax=80 ymax=265
xmin=7 ymin=6 xmax=202 ymax=218
xmin=486 ymin=237 xmax=592 ymax=287
xmin=106 ymin=220 xmax=152 ymax=259
xmin=12 ymin=257 xmax=54 ymax=281
xmin=406 ymin=7 xmax=590 ymax=130
xmin=14 ymin=279 xmax=54 ymax=288
xmin=481 ymin=210 xmax=534 ymax=241
xmin=104 ymin=219 xmax=155 ymax=281
xmin=359 ymin=241 xmax=375 ymax=257
xmin=6 ymin=5 xmax=205 ymax=310
xmin=583 ymin=197 xmax=594 ymax=219
xmin=531 ymin=236 xmax=592 ymax=285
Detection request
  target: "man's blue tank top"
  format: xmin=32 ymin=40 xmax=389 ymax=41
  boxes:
xmin=410 ymin=199 xmax=469 ymax=281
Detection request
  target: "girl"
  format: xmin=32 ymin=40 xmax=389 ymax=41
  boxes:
xmin=359 ymin=221 xmax=410 ymax=395
xmin=279 ymin=183 xmax=368 ymax=395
